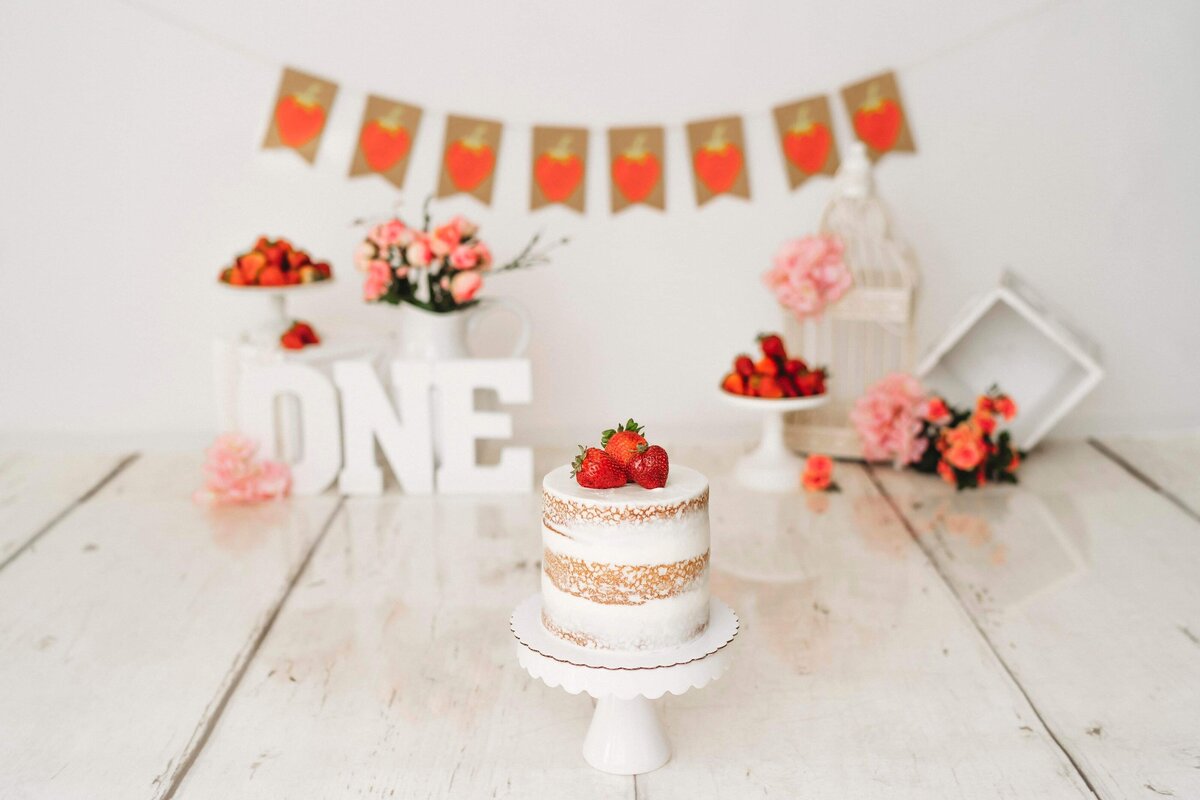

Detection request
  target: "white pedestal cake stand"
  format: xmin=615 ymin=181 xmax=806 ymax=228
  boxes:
xmin=718 ymin=389 xmax=829 ymax=492
xmin=511 ymin=595 xmax=739 ymax=775
xmin=217 ymin=280 xmax=336 ymax=346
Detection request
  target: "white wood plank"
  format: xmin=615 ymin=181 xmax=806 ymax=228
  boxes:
xmin=1095 ymin=432 xmax=1200 ymax=517
xmin=0 ymin=451 xmax=134 ymax=567
xmin=181 ymin=447 xmax=1090 ymax=799
xmin=872 ymin=440 xmax=1200 ymax=799
xmin=175 ymin=447 xmax=632 ymax=799
xmin=0 ymin=453 xmax=341 ymax=799
xmin=632 ymin=447 xmax=1095 ymax=799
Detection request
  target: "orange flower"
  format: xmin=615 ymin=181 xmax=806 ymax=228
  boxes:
xmin=925 ymin=396 xmax=951 ymax=424
xmin=994 ymin=395 xmax=1017 ymax=421
xmin=937 ymin=459 xmax=957 ymax=485
xmin=1007 ymin=451 xmax=1021 ymax=472
xmin=941 ymin=422 xmax=987 ymax=471
xmin=974 ymin=410 xmax=997 ymax=436
xmin=976 ymin=395 xmax=995 ymax=416
xmin=802 ymin=471 xmax=832 ymax=492
xmin=805 ymin=453 xmax=833 ymax=477
xmin=801 ymin=453 xmax=835 ymax=492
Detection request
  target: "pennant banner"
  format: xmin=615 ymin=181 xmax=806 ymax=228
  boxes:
xmin=437 ymin=114 xmax=503 ymax=205
xmin=686 ymin=116 xmax=750 ymax=206
xmin=608 ymin=127 xmax=665 ymax=213
xmin=349 ymin=95 xmax=423 ymax=188
xmin=773 ymin=95 xmax=840 ymax=189
xmin=262 ymin=67 xmax=338 ymax=164
xmin=841 ymin=71 xmax=915 ymax=162
xmin=531 ymin=126 xmax=588 ymax=212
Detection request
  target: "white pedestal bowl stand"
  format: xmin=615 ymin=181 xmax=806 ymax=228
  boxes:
xmin=511 ymin=595 xmax=739 ymax=775
xmin=718 ymin=390 xmax=829 ymax=491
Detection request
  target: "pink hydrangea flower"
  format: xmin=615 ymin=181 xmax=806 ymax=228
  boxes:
xmin=850 ymin=372 xmax=929 ymax=466
xmin=193 ymin=434 xmax=291 ymax=506
xmin=450 ymin=270 xmax=483 ymax=303
xmin=763 ymin=234 xmax=853 ymax=321
xmin=363 ymin=259 xmax=392 ymax=301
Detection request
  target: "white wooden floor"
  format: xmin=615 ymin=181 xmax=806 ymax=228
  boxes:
xmin=1 ymin=437 xmax=1198 ymax=799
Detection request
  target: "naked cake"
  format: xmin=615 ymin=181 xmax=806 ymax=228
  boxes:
xmin=540 ymin=422 xmax=710 ymax=651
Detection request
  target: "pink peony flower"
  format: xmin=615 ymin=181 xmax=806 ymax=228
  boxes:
xmin=449 ymin=270 xmax=483 ymax=303
xmin=851 ymin=372 xmax=929 ymax=466
xmin=763 ymin=234 xmax=853 ymax=321
xmin=449 ymin=243 xmax=479 ymax=269
xmin=406 ymin=235 xmax=434 ymax=267
xmin=193 ymin=433 xmax=291 ymax=506
xmin=363 ymin=259 xmax=392 ymax=301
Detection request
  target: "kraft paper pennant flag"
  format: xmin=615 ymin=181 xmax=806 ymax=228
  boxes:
xmin=437 ymin=114 xmax=503 ymax=204
xmin=607 ymin=127 xmax=665 ymax=213
xmin=530 ymin=126 xmax=588 ymax=212
xmin=841 ymin=71 xmax=915 ymax=162
xmin=349 ymin=95 xmax=423 ymax=188
xmin=772 ymin=95 xmax=840 ymax=189
xmin=686 ymin=116 xmax=750 ymax=206
xmin=262 ymin=67 xmax=338 ymax=164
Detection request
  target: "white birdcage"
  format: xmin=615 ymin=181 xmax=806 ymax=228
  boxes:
xmin=785 ymin=142 xmax=919 ymax=458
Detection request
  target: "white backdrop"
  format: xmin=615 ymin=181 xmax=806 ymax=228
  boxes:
xmin=2 ymin=0 xmax=1198 ymax=447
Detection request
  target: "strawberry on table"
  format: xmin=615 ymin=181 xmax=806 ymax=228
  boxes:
xmin=627 ymin=444 xmax=670 ymax=489
xmin=572 ymin=446 xmax=627 ymax=489
xmin=601 ymin=418 xmax=646 ymax=470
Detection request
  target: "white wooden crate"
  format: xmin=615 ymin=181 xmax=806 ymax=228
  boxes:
xmin=917 ymin=270 xmax=1103 ymax=449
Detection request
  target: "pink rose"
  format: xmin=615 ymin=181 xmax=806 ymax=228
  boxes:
xmin=363 ymin=259 xmax=392 ymax=301
xmin=449 ymin=244 xmax=479 ymax=269
xmin=473 ymin=242 xmax=493 ymax=270
xmin=406 ymin=235 xmax=434 ymax=268
xmin=369 ymin=219 xmax=408 ymax=247
xmin=449 ymin=270 xmax=483 ymax=303
xmin=430 ymin=221 xmax=461 ymax=257
xmin=353 ymin=241 xmax=376 ymax=272
xmin=453 ymin=215 xmax=479 ymax=239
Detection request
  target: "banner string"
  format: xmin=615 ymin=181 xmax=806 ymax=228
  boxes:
xmin=111 ymin=0 xmax=1070 ymax=127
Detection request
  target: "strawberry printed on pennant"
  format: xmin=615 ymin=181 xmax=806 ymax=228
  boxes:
xmin=349 ymin=95 xmax=423 ymax=188
xmin=437 ymin=115 xmax=504 ymax=204
xmin=685 ymin=115 xmax=750 ymax=206
xmin=608 ymin=126 xmax=665 ymax=213
xmin=531 ymin=126 xmax=588 ymax=212
xmin=772 ymin=95 xmax=840 ymax=189
xmin=840 ymin=70 xmax=915 ymax=162
xmin=263 ymin=67 xmax=338 ymax=164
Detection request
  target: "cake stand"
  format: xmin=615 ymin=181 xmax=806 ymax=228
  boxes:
xmin=217 ymin=280 xmax=336 ymax=346
xmin=718 ymin=388 xmax=829 ymax=492
xmin=511 ymin=595 xmax=739 ymax=775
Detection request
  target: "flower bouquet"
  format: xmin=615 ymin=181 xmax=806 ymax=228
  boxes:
xmin=356 ymin=202 xmax=560 ymax=312
xmin=851 ymin=374 xmax=1022 ymax=490
xmin=763 ymin=234 xmax=853 ymax=321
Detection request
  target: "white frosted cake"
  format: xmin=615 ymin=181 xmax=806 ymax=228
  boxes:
xmin=540 ymin=465 xmax=711 ymax=651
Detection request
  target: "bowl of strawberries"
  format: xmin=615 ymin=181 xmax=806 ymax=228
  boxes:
xmin=218 ymin=237 xmax=333 ymax=289
xmin=719 ymin=333 xmax=829 ymax=492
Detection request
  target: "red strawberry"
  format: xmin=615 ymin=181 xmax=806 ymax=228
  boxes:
xmin=758 ymin=333 xmax=786 ymax=360
xmin=601 ymin=418 xmax=646 ymax=470
xmin=627 ymin=444 xmax=669 ymax=489
xmin=286 ymin=250 xmax=310 ymax=270
xmin=757 ymin=375 xmax=785 ymax=398
xmin=292 ymin=321 xmax=319 ymax=344
xmin=754 ymin=357 xmax=780 ymax=376
xmin=779 ymin=374 xmax=799 ymax=397
xmin=258 ymin=266 xmax=285 ymax=286
xmin=572 ymin=446 xmax=627 ymax=489
xmin=795 ymin=370 xmax=826 ymax=396
xmin=280 ymin=330 xmax=304 ymax=350
xmin=784 ymin=358 xmax=807 ymax=376
xmin=734 ymin=354 xmax=755 ymax=377
xmin=721 ymin=372 xmax=745 ymax=395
